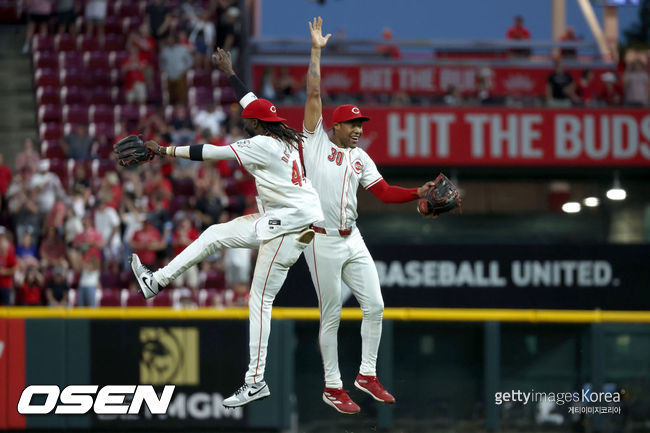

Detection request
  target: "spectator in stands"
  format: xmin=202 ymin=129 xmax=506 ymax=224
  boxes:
xmin=195 ymin=178 xmax=227 ymax=228
xmin=443 ymin=85 xmax=463 ymax=106
xmin=160 ymin=33 xmax=194 ymax=106
xmin=477 ymin=66 xmax=496 ymax=105
xmin=130 ymin=216 xmax=165 ymax=267
xmin=6 ymin=177 xmax=42 ymax=243
xmin=577 ymin=69 xmax=597 ymax=107
xmin=598 ymin=72 xmax=622 ymax=106
xmin=45 ymin=266 xmax=69 ymax=307
xmin=70 ymin=213 xmax=103 ymax=271
xmin=188 ymin=9 xmax=216 ymax=71
xmin=376 ymin=27 xmax=401 ymax=59
xmin=78 ymin=255 xmax=100 ymax=307
xmin=0 ymin=226 xmax=17 ymax=305
xmin=15 ymin=229 xmax=38 ymax=264
xmin=506 ymin=15 xmax=531 ymax=57
xmin=55 ymin=0 xmax=77 ymax=36
xmin=274 ymin=66 xmax=301 ymax=103
xmin=146 ymin=0 xmax=172 ymax=41
xmin=259 ymin=67 xmax=277 ymax=101
xmin=622 ymin=60 xmax=648 ymax=107
xmin=216 ymin=6 xmax=241 ymax=56
xmin=31 ymin=159 xmax=65 ymax=215
xmin=122 ymin=44 xmax=148 ymax=105
xmin=39 ymin=226 xmax=67 ymax=269
xmin=94 ymin=197 xmax=122 ymax=262
xmin=23 ymin=0 xmax=54 ymax=53
xmin=119 ymin=196 xmax=145 ymax=269
xmin=169 ymin=104 xmax=195 ymax=144
xmin=16 ymin=265 xmax=44 ymax=306
xmin=224 ymin=247 xmax=252 ymax=306
xmin=127 ymin=24 xmax=155 ymax=85
xmin=64 ymin=205 xmax=83 ymax=244
xmin=558 ymin=26 xmax=581 ymax=59
xmin=84 ymin=0 xmax=107 ymax=42
xmin=63 ymin=123 xmax=94 ymax=160
xmin=14 ymin=138 xmax=40 ymax=181
xmin=170 ymin=215 xmax=200 ymax=291
xmin=546 ymin=59 xmax=577 ymax=107
xmin=0 ymin=153 xmax=12 ymax=211
xmin=193 ymin=103 xmax=226 ymax=137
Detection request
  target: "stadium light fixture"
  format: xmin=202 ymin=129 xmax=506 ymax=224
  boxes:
xmin=562 ymin=202 xmax=581 ymax=213
xmin=606 ymin=172 xmax=626 ymax=201
xmin=583 ymin=197 xmax=600 ymax=207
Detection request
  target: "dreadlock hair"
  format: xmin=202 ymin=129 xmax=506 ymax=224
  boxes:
xmin=258 ymin=120 xmax=305 ymax=151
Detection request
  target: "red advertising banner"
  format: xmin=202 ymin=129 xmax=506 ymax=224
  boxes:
xmin=252 ymin=64 xmax=612 ymax=97
xmin=278 ymin=107 xmax=650 ymax=166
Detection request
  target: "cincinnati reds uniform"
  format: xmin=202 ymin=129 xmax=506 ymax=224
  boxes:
xmin=301 ymin=116 xmax=384 ymax=390
xmin=131 ymin=106 xmax=324 ymax=404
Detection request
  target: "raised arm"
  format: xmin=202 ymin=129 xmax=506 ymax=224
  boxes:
xmin=304 ymin=16 xmax=331 ymax=132
xmin=212 ymin=47 xmax=257 ymax=108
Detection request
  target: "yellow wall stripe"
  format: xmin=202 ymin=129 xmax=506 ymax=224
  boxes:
xmin=2 ymin=307 xmax=650 ymax=323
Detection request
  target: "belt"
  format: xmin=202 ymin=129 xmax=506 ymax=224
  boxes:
xmin=311 ymin=225 xmax=352 ymax=237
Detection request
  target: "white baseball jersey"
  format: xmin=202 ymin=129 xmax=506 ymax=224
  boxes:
xmin=302 ymin=117 xmax=382 ymax=230
xmin=229 ymin=135 xmax=324 ymax=240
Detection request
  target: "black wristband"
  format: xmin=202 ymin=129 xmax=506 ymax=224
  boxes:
xmin=228 ymin=74 xmax=250 ymax=100
xmin=189 ymin=145 xmax=204 ymax=161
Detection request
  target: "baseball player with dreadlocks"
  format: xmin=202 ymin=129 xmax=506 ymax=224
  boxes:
xmin=214 ymin=17 xmax=438 ymax=414
xmin=126 ymin=54 xmax=323 ymax=408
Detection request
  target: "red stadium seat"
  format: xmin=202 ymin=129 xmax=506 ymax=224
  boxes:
xmin=89 ymin=104 xmax=115 ymax=124
xmin=84 ymin=51 xmax=110 ymax=70
xmin=169 ymin=195 xmax=189 ymax=216
xmin=104 ymin=35 xmax=126 ymax=52
xmin=94 ymin=141 xmax=115 ymax=159
xmin=59 ymin=68 xmax=87 ymax=87
xmin=38 ymin=104 xmax=62 ymax=123
xmin=89 ymin=87 xmax=115 ymax=105
xmin=188 ymin=86 xmax=213 ymax=107
xmin=122 ymin=17 xmax=143 ymax=34
xmin=41 ymin=158 xmax=68 ymax=186
xmin=99 ymin=288 xmax=123 ymax=307
xmin=40 ymin=140 xmax=65 ymax=158
xmin=204 ymin=270 xmax=225 ymax=290
xmin=91 ymin=158 xmax=116 ymax=178
xmin=218 ymin=87 xmax=238 ymax=105
xmin=39 ymin=122 xmax=62 ymax=140
xmin=88 ymin=122 xmax=117 ymax=138
xmin=33 ymin=51 xmax=58 ymax=69
xmin=32 ymin=34 xmax=54 ymax=52
xmin=104 ymin=16 xmax=122 ymax=34
xmin=115 ymin=1 xmax=140 ymax=18
xmin=77 ymin=34 xmax=100 ymax=52
xmin=187 ymin=69 xmax=211 ymax=87
xmin=36 ymin=86 xmax=60 ymax=105
xmin=108 ymin=50 xmax=128 ymax=68
xmin=60 ymin=86 xmax=87 ymax=105
xmin=126 ymin=290 xmax=148 ymax=307
xmin=34 ymin=68 xmax=59 ymax=87
xmin=115 ymin=104 xmax=140 ymax=122
xmin=54 ymin=34 xmax=76 ymax=51
xmin=58 ymin=51 xmax=84 ymax=70
xmin=199 ymin=288 xmax=223 ymax=307
xmin=151 ymin=290 xmax=173 ymax=307
xmin=62 ymin=104 xmax=90 ymax=124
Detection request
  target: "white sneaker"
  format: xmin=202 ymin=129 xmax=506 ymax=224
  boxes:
xmin=130 ymin=253 xmax=160 ymax=299
xmin=223 ymin=382 xmax=270 ymax=408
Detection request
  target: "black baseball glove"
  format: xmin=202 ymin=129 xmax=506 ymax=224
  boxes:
xmin=418 ymin=173 xmax=461 ymax=217
xmin=114 ymin=135 xmax=154 ymax=167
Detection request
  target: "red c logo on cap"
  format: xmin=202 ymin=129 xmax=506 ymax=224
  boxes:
xmin=270 ymin=105 xmax=277 ymax=112
xmin=352 ymin=107 xmax=360 ymax=114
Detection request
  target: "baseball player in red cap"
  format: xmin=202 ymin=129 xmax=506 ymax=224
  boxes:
xmin=130 ymin=75 xmax=323 ymax=407
xmin=212 ymin=32 xmax=433 ymax=413
xmin=301 ymin=17 xmax=435 ymax=414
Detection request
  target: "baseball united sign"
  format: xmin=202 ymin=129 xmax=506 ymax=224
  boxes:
xmin=279 ymin=107 xmax=650 ymax=167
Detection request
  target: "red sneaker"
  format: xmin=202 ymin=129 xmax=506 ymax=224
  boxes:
xmin=354 ymin=374 xmax=396 ymax=403
xmin=322 ymin=388 xmax=361 ymax=414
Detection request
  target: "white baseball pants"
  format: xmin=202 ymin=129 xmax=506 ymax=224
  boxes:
xmin=303 ymin=229 xmax=384 ymax=389
xmin=153 ymin=213 xmax=311 ymax=384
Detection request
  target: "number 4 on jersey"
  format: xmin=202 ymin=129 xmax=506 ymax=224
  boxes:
xmin=291 ymin=160 xmax=305 ymax=186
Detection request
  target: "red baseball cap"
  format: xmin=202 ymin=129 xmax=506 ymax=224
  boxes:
xmin=331 ymin=104 xmax=370 ymax=124
xmin=241 ymin=99 xmax=286 ymax=122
